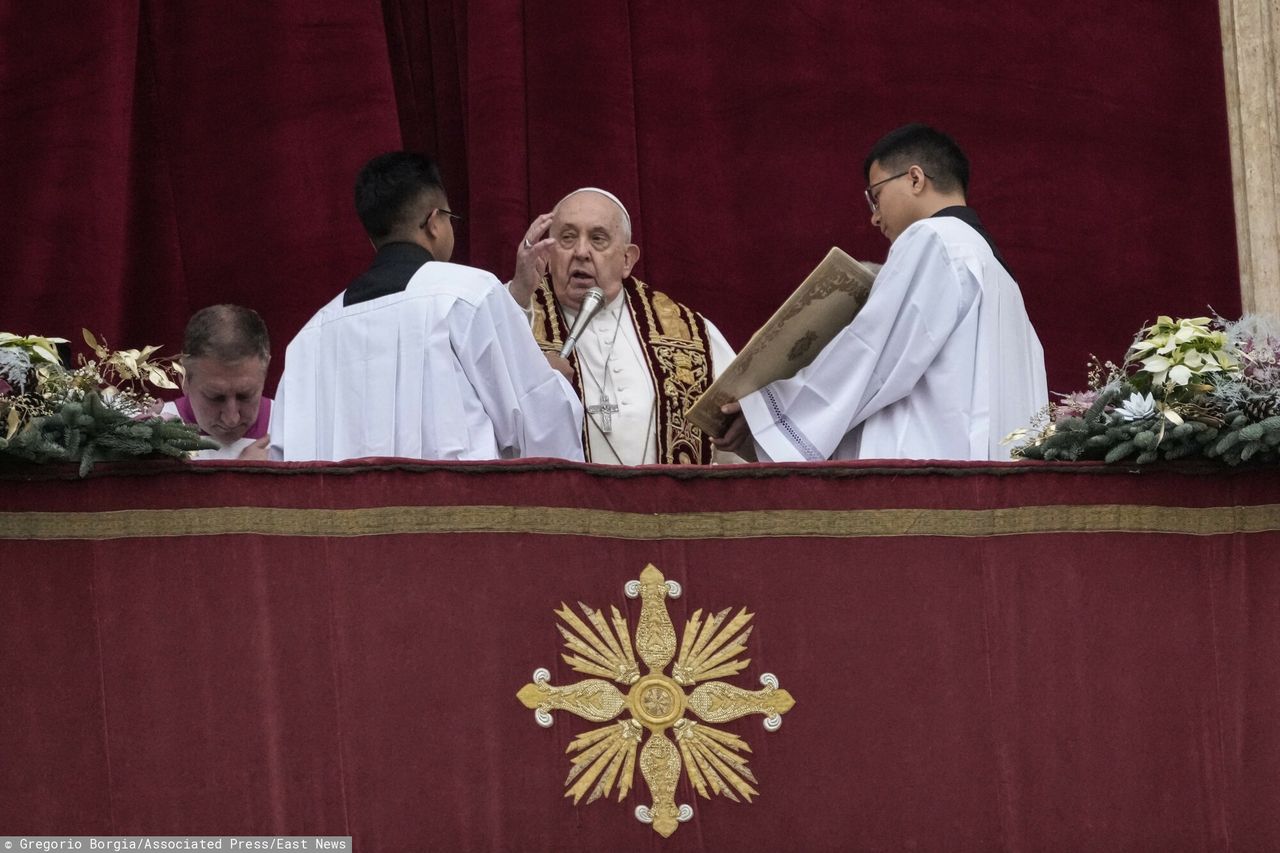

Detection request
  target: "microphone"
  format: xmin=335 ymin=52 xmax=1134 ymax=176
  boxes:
xmin=559 ymin=287 xmax=607 ymax=358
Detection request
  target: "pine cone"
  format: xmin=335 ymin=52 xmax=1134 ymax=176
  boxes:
xmin=1243 ymin=395 xmax=1280 ymax=422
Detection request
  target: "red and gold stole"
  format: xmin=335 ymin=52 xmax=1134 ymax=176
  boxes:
xmin=529 ymin=277 xmax=715 ymax=464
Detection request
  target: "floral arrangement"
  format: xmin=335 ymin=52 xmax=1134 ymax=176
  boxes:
xmin=0 ymin=330 xmax=214 ymax=476
xmin=1013 ymin=314 xmax=1280 ymax=465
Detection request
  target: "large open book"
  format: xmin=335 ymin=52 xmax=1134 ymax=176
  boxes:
xmin=686 ymin=247 xmax=877 ymax=436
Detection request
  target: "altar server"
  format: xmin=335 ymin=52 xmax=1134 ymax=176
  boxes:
xmin=270 ymin=152 xmax=584 ymax=462
xmin=718 ymin=123 xmax=1047 ymax=461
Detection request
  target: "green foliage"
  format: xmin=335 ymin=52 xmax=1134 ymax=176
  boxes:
xmin=1018 ymin=383 xmax=1280 ymax=467
xmin=2 ymin=329 xmax=213 ymax=475
xmin=1013 ymin=371 xmax=1280 ymax=466
xmin=1015 ymin=313 xmax=1280 ymax=467
xmin=0 ymin=389 xmax=216 ymax=475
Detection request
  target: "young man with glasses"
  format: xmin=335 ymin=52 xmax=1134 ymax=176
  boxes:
xmin=716 ymin=124 xmax=1047 ymax=461
xmin=270 ymin=152 xmax=584 ymax=462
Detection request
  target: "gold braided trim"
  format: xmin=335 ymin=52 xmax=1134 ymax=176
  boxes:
xmin=2 ymin=503 xmax=1279 ymax=541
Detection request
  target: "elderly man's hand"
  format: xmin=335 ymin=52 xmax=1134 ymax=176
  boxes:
xmin=510 ymin=212 xmax=556 ymax=308
xmin=711 ymin=401 xmax=752 ymax=455
xmin=237 ymin=434 xmax=271 ymax=461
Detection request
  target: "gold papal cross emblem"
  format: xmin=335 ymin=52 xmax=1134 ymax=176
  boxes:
xmin=516 ymin=564 xmax=796 ymax=837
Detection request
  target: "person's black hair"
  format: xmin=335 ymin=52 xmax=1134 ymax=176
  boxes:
xmin=354 ymin=152 xmax=446 ymax=240
xmin=863 ymin=124 xmax=970 ymax=195
xmin=183 ymin=304 xmax=270 ymax=362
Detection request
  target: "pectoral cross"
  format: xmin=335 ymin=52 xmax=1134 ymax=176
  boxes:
xmin=587 ymin=396 xmax=620 ymax=433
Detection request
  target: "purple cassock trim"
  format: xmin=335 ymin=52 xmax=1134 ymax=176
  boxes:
xmin=172 ymin=396 xmax=271 ymax=439
xmin=245 ymin=398 xmax=271 ymax=438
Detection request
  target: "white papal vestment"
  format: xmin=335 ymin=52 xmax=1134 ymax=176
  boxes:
xmin=271 ymin=262 xmax=584 ymax=462
xmin=560 ymin=294 xmax=740 ymax=465
xmin=739 ymin=216 xmax=1047 ymax=461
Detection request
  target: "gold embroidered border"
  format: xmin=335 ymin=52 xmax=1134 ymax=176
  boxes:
xmin=529 ymin=276 xmax=717 ymax=464
xmin=2 ymin=503 xmax=1279 ymax=541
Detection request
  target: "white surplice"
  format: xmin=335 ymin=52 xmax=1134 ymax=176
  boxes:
xmin=271 ymin=262 xmax=584 ymax=462
xmin=739 ymin=216 xmax=1047 ymax=461
xmin=561 ymin=293 xmax=740 ymax=465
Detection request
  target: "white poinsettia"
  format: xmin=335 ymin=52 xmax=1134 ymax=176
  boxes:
xmin=0 ymin=332 xmax=68 ymax=367
xmin=1127 ymin=316 xmax=1238 ymax=388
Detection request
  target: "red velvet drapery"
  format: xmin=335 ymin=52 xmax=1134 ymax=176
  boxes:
xmin=2 ymin=459 xmax=1279 ymax=850
xmin=0 ymin=2 xmax=1239 ymax=395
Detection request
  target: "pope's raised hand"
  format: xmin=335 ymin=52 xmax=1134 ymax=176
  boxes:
xmin=511 ymin=212 xmax=556 ymax=308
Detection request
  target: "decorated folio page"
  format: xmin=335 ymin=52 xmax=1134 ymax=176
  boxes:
xmin=686 ymin=247 xmax=876 ymax=436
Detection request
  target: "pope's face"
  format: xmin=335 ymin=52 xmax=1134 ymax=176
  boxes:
xmin=548 ymin=193 xmax=637 ymax=311
xmin=181 ymin=355 xmax=268 ymax=445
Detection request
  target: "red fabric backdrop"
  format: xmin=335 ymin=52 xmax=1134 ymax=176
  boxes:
xmin=3 ymin=459 xmax=1279 ymax=850
xmin=0 ymin=2 xmax=1239 ymax=396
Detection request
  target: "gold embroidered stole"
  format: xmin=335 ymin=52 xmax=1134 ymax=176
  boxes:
xmin=528 ymin=277 xmax=715 ymax=464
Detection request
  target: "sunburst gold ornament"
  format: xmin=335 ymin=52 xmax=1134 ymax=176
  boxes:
xmin=516 ymin=564 xmax=795 ymax=837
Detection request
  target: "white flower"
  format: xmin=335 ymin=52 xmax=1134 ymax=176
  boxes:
xmin=1114 ymin=392 xmax=1156 ymax=421
xmin=1127 ymin=316 xmax=1238 ymax=388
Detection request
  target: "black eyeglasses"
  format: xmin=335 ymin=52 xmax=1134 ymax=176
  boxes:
xmin=863 ymin=169 xmax=932 ymax=213
xmin=422 ymin=208 xmax=463 ymax=228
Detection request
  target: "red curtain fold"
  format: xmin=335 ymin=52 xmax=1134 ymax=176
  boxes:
xmin=382 ymin=0 xmax=472 ymax=260
xmin=0 ymin=2 xmax=1239 ymax=396
xmin=0 ymin=1 xmax=404 ymax=391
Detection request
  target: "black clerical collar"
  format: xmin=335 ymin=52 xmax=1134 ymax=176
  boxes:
xmin=344 ymin=242 xmax=436 ymax=306
xmin=930 ymin=205 xmax=1013 ymax=278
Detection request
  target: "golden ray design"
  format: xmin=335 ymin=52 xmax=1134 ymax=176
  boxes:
xmin=555 ymin=601 xmax=641 ymax=684
xmin=564 ymin=719 xmax=643 ymax=804
xmin=674 ymin=718 xmax=758 ymax=802
xmin=517 ymin=564 xmax=796 ymax=837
